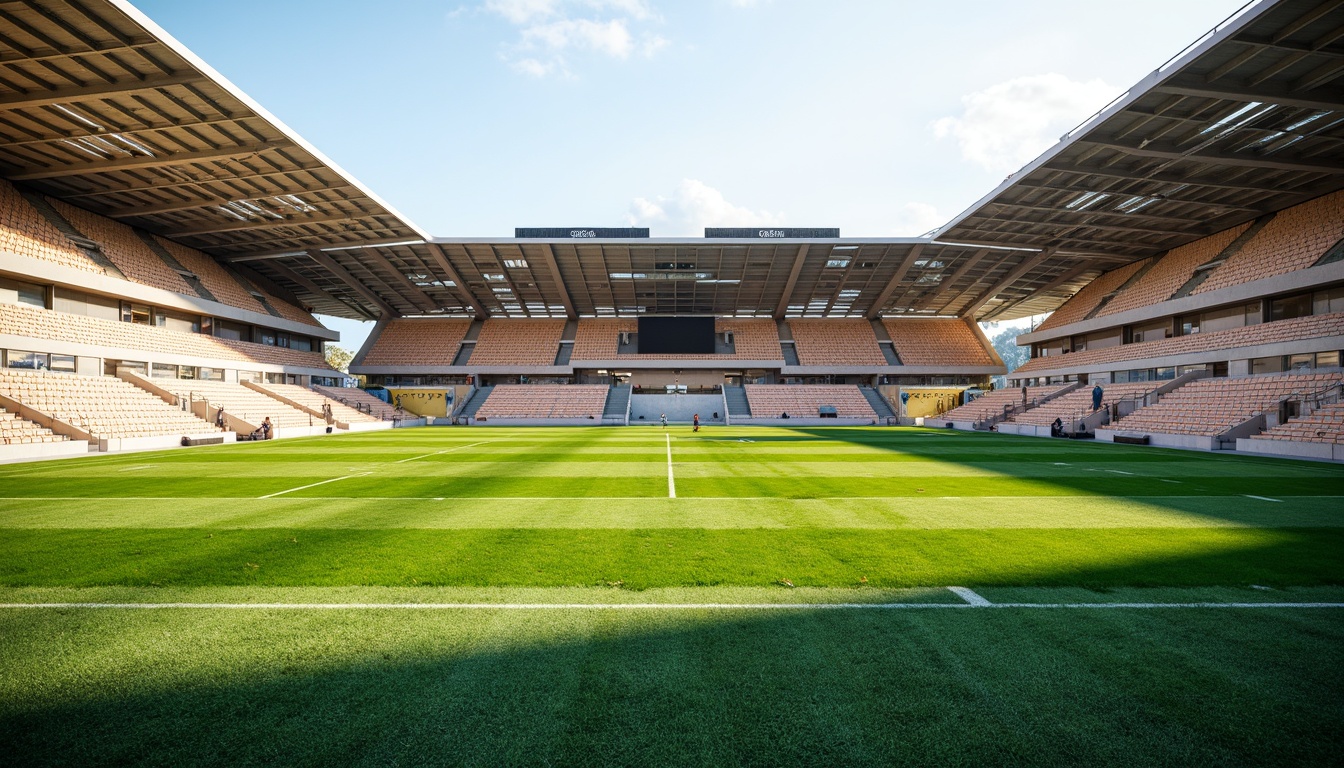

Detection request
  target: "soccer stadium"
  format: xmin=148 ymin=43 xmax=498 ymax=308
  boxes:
xmin=1 ymin=0 xmax=1342 ymax=764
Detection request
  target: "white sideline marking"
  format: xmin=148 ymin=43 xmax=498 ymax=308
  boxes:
xmin=947 ymin=586 xmax=992 ymax=606
xmin=1 ymin=602 xmax=1341 ymax=611
xmin=393 ymin=441 xmax=489 ymax=464
xmin=1159 ymin=479 xmax=1181 ymax=484
xmin=666 ymin=434 xmax=676 ymax=499
xmin=258 ymin=473 xmax=371 ymax=499
xmin=1105 ymin=470 xmax=1134 ymax=475
xmin=1244 ymin=495 xmax=1282 ymax=503
xmin=117 ymin=465 xmax=153 ymax=472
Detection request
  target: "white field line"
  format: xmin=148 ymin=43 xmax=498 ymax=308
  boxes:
xmin=1105 ymin=470 xmax=1134 ymax=475
xmin=1244 ymin=495 xmax=1282 ymax=503
xmin=393 ymin=441 xmax=489 ymax=464
xmin=0 ymin=602 xmax=1341 ymax=611
xmin=3 ymin=495 xmax=1343 ymax=502
xmin=258 ymin=472 xmax=371 ymax=499
xmin=117 ymin=465 xmax=153 ymax=472
xmin=947 ymin=586 xmax=992 ymax=606
xmin=666 ymin=434 xmax=676 ymax=499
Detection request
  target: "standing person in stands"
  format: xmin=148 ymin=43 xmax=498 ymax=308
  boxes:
xmin=660 ymin=413 xmax=668 ymax=428
xmin=1092 ymin=383 xmax=1104 ymax=412
xmin=693 ymin=413 xmax=700 ymax=432
xmin=260 ymin=416 xmax=273 ymax=440
xmin=322 ymin=402 xmax=334 ymax=425
xmin=215 ymin=407 xmax=225 ymax=429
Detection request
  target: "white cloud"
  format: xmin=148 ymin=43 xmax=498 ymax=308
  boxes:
xmin=483 ymin=0 xmax=667 ymax=76
xmin=893 ymin=202 xmax=945 ymax=237
xmin=626 ymin=179 xmax=784 ymax=236
xmin=932 ymin=73 xmax=1119 ymax=175
xmin=484 ymin=0 xmax=560 ymax=24
xmin=523 ymin=18 xmax=634 ymax=57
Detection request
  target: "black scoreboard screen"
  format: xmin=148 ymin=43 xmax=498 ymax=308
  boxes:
xmin=638 ymin=317 xmax=715 ymax=354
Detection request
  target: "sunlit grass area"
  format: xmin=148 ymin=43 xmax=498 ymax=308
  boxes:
xmin=2 ymin=426 xmax=1342 ymax=765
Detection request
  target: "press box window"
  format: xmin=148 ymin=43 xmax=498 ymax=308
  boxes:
xmin=0 ymin=276 xmax=45 ymax=308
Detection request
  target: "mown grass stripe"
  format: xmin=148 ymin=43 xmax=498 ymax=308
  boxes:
xmin=2 ymin=601 xmax=1341 ymax=610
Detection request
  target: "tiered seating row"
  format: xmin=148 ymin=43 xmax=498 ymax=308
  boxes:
xmin=0 ymin=369 xmax=218 ymax=439
xmin=253 ymin=383 xmax=379 ymax=423
xmin=468 ymin=319 xmax=566 ymax=366
xmin=51 ymin=199 xmax=191 ymax=297
xmin=1111 ymin=372 xmax=1344 ymax=437
xmin=1034 ymin=258 xmax=1151 ymax=332
xmin=362 ymin=318 xmax=471 ymax=366
xmin=1007 ymin=382 xmax=1154 ymax=427
xmin=1257 ymin=402 xmax=1344 ymax=445
xmin=0 ymin=406 xmax=66 ymax=445
xmin=882 ymin=319 xmax=994 ymax=366
xmin=0 ymin=302 xmax=332 ymax=371
xmin=570 ymin=318 xmax=783 ymax=361
xmin=1097 ymin=224 xmax=1249 ymax=318
xmin=475 ymin=385 xmax=608 ymax=419
xmin=170 ymin=379 xmax=315 ymax=430
xmin=1 ymin=179 xmax=103 ymax=275
xmin=786 ymin=320 xmax=886 ymax=366
xmin=743 ymin=385 xmax=876 ymax=419
xmin=311 ymin=385 xmax=402 ymax=420
xmin=1195 ymin=190 xmax=1344 ymax=295
xmin=937 ymin=385 xmax=1066 ymax=423
xmin=1016 ymin=312 xmax=1344 ymax=374
xmin=1 ymin=179 xmax=320 ymax=328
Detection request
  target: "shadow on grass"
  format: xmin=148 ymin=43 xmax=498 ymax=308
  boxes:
xmin=2 ymin=604 xmax=1341 ymax=767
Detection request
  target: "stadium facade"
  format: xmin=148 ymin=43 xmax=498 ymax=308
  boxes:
xmin=0 ymin=0 xmax=1341 ymax=457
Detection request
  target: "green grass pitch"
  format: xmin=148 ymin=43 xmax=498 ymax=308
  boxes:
xmin=2 ymin=426 xmax=1342 ymax=765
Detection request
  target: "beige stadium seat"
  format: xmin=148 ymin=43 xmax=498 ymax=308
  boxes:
xmin=0 ymin=369 xmax=219 ymax=440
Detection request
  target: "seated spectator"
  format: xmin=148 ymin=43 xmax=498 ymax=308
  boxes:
xmin=1051 ymin=417 xmax=1064 ymax=438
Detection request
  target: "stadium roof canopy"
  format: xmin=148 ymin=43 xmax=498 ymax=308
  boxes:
xmin=0 ymin=0 xmax=1341 ymax=322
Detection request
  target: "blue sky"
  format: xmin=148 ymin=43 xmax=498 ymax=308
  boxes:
xmin=130 ymin=0 xmax=1251 ymax=349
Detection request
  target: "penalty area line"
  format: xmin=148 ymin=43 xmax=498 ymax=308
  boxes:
xmin=1 ymin=602 xmax=1342 ymax=611
xmin=258 ymin=472 xmax=371 ymax=499
xmin=393 ymin=441 xmax=490 ymax=464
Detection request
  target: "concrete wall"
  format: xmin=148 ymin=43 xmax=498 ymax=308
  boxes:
xmin=1237 ymin=437 xmax=1344 ymax=462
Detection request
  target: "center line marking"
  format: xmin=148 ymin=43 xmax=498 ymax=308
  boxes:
xmin=259 ymin=472 xmax=371 ymax=499
xmin=666 ymin=434 xmax=676 ymax=499
xmin=947 ymin=586 xmax=992 ymax=606
xmin=1105 ymin=469 xmax=1134 ymax=475
xmin=1244 ymin=494 xmax=1282 ymax=503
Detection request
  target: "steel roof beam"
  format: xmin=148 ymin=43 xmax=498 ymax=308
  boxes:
xmin=773 ymin=244 xmax=809 ymax=319
xmin=541 ymin=244 xmax=577 ymax=319
xmin=358 ymin=248 xmax=439 ymax=314
xmin=165 ymin=210 xmax=362 ymax=238
xmin=5 ymin=139 xmax=287 ymax=180
xmin=57 ymin=165 xmax=332 ymax=199
xmin=981 ymin=262 xmax=1094 ymax=321
xmin=105 ymin=186 xmax=359 ymax=218
xmin=425 ymin=243 xmax=486 ymax=320
xmin=0 ymin=72 xmax=203 ymax=110
xmin=959 ymin=248 xmax=1057 ymax=319
xmin=865 ymin=244 xmax=923 ymax=320
xmin=304 ymin=249 xmax=399 ymax=318
xmin=1152 ymin=81 xmax=1343 ymax=113
xmin=265 ymin=260 xmax=377 ymax=321
xmin=1081 ymin=138 xmax=1344 ymax=174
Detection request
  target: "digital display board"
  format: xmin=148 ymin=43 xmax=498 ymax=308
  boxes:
xmin=637 ymin=316 xmax=715 ymax=354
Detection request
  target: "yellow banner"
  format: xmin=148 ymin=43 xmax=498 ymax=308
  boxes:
xmin=884 ymin=387 xmax=969 ymax=418
xmin=385 ymin=388 xmax=452 ymax=417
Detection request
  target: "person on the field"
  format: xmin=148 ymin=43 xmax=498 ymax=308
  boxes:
xmin=693 ymin=413 xmax=700 ymax=432
xmin=660 ymin=413 xmax=667 ymax=428
xmin=1092 ymin=383 xmax=1104 ymax=411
